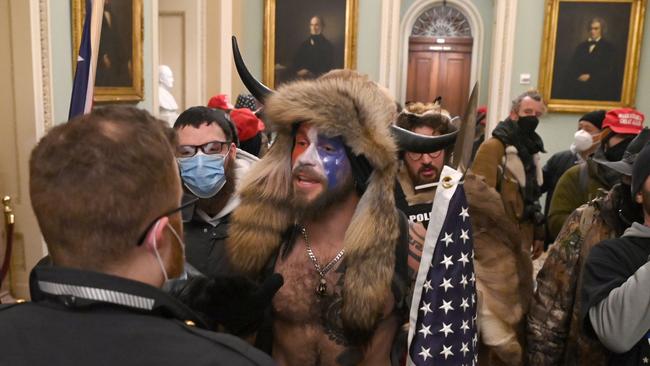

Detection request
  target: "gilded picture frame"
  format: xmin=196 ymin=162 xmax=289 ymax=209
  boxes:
xmin=538 ymin=0 xmax=646 ymax=113
xmin=263 ymin=0 xmax=358 ymax=88
xmin=72 ymin=0 xmax=143 ymax=103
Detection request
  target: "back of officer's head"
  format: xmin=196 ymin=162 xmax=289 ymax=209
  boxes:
xmin=30 ymin=106 xmax=180 ymax=270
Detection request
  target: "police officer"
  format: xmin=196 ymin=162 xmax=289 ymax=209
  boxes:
xmin=0 ymin=107 xmax=274 ymax=366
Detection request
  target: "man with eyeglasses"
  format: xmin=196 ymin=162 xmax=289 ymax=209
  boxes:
xmin=0 ymin=106 xmax=273 ymax=365
xmin=394 ymin=102 xmax=455 ymax=229
xmin=392 ymin=102 xmax=456 ymax=285
xmin=173 ymin=106 xmax=258 ymax=278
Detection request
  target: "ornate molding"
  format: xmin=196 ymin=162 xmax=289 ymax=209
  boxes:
xmin=38 ymin=0 xmax=53 ymax=131
xmin=411 ymin=6 xmax=471 ymax=37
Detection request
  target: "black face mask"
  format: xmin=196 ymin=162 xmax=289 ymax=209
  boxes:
xmin=604 ymin=138 xmax=631 ymax=161
xmin=517 ymin=116 xmax=539 ymax=134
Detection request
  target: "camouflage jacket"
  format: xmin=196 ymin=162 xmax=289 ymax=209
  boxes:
xmin=526 ymin=195 xmax=616 ymax=366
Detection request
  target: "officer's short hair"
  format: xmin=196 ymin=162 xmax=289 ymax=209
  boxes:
xmin=30 ymin=106 xmax=179 ymax=269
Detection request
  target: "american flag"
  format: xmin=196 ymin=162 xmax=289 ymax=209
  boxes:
xmin=408 ymin=166 xmax=478 ymax=365
xmin=69 ymin=0 xmax=104 ymax=119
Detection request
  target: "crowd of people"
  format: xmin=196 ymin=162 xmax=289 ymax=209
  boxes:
xmin=0 ymin=64 xmax=649 ymax=366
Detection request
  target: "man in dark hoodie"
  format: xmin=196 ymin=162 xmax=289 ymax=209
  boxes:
xmin=581 ymin=142 xmax=650 ymax=365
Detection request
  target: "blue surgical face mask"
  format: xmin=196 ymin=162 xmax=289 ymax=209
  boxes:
xmin=177 ymin=152 xmax=227 ymax=199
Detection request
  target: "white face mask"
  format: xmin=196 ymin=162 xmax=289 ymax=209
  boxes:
xmin=152 ymin=220 xmax=185 ymax=282
xmin=572 ymin=129 xmax=596 ymax=152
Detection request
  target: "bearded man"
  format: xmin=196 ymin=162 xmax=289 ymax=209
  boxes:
xmin=227 ymin=69 xmax=406 ymax=365
xmin=394 ymin=102 xmax=455 ymax=229
xmin=225 ymin=36 xmax=459 ymax=364
xmin=174 ymin=106 xmax=258 ymax=277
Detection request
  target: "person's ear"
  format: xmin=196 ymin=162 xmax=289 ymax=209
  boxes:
xmin=229 ymin=142 xmax=237 ymax=159
xmin=636 ymin=191 xmax=643 ymax=205
xmin=144 ymin=216 xmax=170 ymax=252
xmin=509 ymin=110 xmax=518 ymax=121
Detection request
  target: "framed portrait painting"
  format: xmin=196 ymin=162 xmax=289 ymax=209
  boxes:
xmin=263 ymin=0 xmax=358 ymax=88
xmin=538 ymin=0 xmax=646 ymax=112
xmin=72 ymin=0 xmax=144 ymax=102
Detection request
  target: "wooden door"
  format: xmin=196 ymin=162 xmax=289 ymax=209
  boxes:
xmin=406 ymin=37 xmax=472 ymax=117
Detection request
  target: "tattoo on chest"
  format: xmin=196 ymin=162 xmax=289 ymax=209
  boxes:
xmin=320 ymin=264 xmax=348 ymax=346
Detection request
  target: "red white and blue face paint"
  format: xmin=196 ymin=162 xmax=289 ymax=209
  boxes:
xmin=292 ymin=124 xmax=351 ymax=192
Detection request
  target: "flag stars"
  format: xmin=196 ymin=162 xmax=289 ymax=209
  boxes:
xmin=460 ymin=229 xmax=470 ymax=244
xmin=458 ymin=252 xmax=470 ymax=267
xmin=419 ymin=346 xmax=433 ymax=361
xmin=440 ymin=344 xmax=454 ymax=359
xmin=418 ymin=324 xmax=433 ymax=339
xmin=439 ymin=299 xmax=454 ymax=314
xmin=440 ymin=255 xmax=454 ymax=269
xmin=441 ymin=232 xmax=454 ymax=246
xmin=460 ymin=320 xmax=470 ymax=334
xmin=420 ymin=302 xmax=432 ymax=316
xmin=459 ymin=206 xmax=470 ymax=221
xmin=643 ymin=357 xmax=648 ymax=364
xmin=460 ymin=274 xmax=469 ymax=289
xmin=460 ymin=297 xmax=470 ymax=311
xmin=440 ymin=277 xmax=454 ymax=292
xmin=461 ymin=342 xmax=470 ymax=356
xmin=423 ymin=280 xmax=433 ymax=293
xmin=439 ymin=322 xmax=454 ymax=337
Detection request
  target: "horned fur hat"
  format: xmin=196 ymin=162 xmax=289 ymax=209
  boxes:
xmin=227 ymin=37 xmax=458 ymax=340
xmin=227 ymin=69 xmax=400 ymax=339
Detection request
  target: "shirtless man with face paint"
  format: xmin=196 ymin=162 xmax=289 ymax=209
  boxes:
xmin=266 ymin=124 xmax=400 ymax=365
xmin=227 ymin=70 xmax=425 ymax=366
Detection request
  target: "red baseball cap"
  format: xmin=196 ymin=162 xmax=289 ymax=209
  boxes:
xmin=230 ymin=108 xmax=265 ymax=141
xmin=602 ymin=108 xmax=645 ymax=135
xmin=207 ymin=94 xmax=233 ymax=110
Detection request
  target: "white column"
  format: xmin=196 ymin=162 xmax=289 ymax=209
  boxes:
xmin=219 ymin=0 xmax=233 ymax=98
xmin=378 ymin=0 xmax=401 ymax=96
xmin=486 ymin=0 xmax=518 ymax=137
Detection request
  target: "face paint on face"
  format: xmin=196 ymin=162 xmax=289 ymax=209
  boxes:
xmin=291 ymin=124 xmax=351 ymax=193
xmin=316 ymin=135 xmax=350 ymax=190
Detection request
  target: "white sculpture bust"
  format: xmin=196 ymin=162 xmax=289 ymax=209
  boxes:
xmin=158 ymin=65 xmax=179 ymax=126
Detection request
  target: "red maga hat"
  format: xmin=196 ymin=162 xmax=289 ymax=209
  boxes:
xmin=603 ymin=108 xmax=645 ymax=135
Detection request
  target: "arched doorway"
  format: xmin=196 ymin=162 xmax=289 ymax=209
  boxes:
xmin=405 ymin=5 xmax=472 ymax=117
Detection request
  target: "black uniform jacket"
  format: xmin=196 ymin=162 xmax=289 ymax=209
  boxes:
xmin=0 ymin=266 xmax=274 ymax=366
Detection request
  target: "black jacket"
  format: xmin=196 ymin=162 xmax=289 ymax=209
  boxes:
xmin=183 ymin=208 xmax=234 ymax=278
xmin=0 ymin=266 xmax=274 ymax=366
xmin=542 ymin=149 xmax=580 ymax=244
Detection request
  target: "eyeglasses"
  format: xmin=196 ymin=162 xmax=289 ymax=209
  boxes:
xmin=176 ymin=140 xmax=231 ymax=158
xmin=136 ymin=196 xmax=199 ymax=246
xmin=406 ymin=150 xmax=443 ymax=161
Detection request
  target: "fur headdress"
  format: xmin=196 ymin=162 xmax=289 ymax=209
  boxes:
xmin=227 ymin=70 xmax=399 ymax=339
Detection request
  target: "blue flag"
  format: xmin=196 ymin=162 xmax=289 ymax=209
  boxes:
xmin=408 ymin=166 xmax=478 ymax=365
xmin=68 ymin=0 xmax=94 ymax=119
